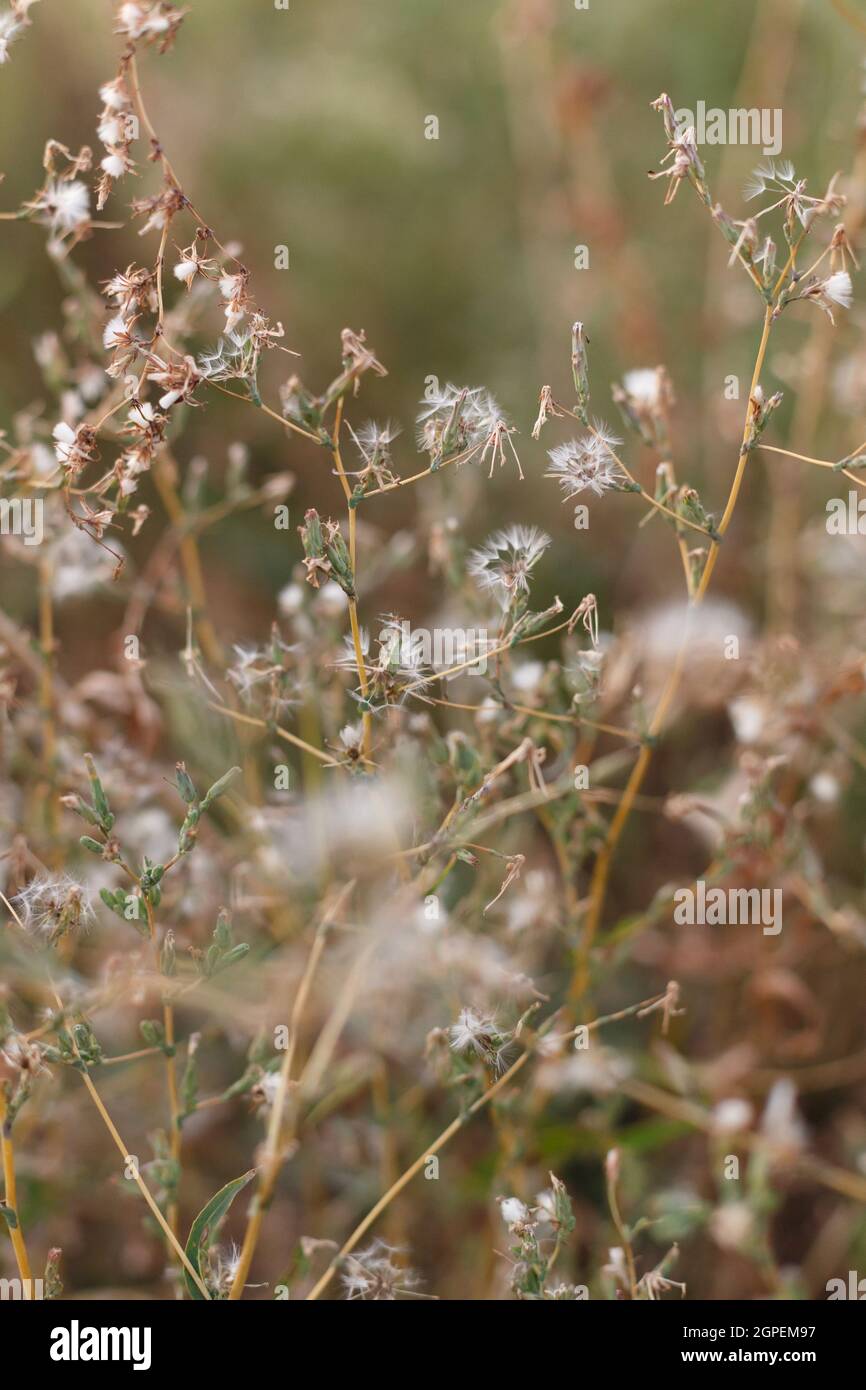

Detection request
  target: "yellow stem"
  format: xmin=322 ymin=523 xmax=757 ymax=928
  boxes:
xmin=307 ymin=1056 xmax=533 ymax=1300
xmin=143 ymin=897 xmax=182 ymax=1256
xmin=759 ymin=442 xmax=866 ymax=490
xmin=38 ymin=556 xmax=58 ymax=837
xmin=82 ymin=1065 xmax=208 ymax=1297
xmin=1 ymin=1093 xmax=33 ymax=1294
xmin=153 ymin=451 xmax=224 ymax=668
xmin=47 ymin=980 xmax=208 ymax=1296
xmin=306 ymin=992 xmax=668 ymax=1300
xmin=228 ymin=883 xmax=354 ymax=1298
xmin=606 ymin=1168 xmax=638 ymax=1297
xmin=831 ymin=0 xmax=866 ymax=37
xmin=330 ymin=399 xmax=373 ymax=760
xmin=573 ymin=306 xmax=774 ymax=997
xmin=163 ymin=1000 xmax=181 ymax=1241
xmin=206 ymin=698 xmax=339 ymax=767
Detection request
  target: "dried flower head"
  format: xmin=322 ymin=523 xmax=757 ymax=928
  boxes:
xmin=545 ymin=424 xmax=626 ymax=499
xmin=799 ymin=269 xmax=853 ymax=324
xmin=13 ymin=874 xmax=94 ymax=945
xmin=341 ymin=1240 xmax=420 ymax=1300
xmin=467 ymin=525 xmax=551 ymax=608
xmin=416 ymin=383 xmax=518 ymax=472
xmin=449 ymin=1006 xmax=512 ymax=1071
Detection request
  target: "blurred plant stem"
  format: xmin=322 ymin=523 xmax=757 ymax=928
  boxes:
xmin=153 ymin=450 xmax=224 ymax=669
xmin=305 ymin=989 xmax=671 ymax=1300
xmin=228 ymin=881 xmax=355 ymax=1299
xmin=38 ymin=554 xmax=58 ymax=842
xmin=55 ymin=990 xmax=210 ymax=1298
xmin=0 ymin=1091 xmax=33 ymax=1293
xmin=573 ymin=304 xmax=775 ymax=999
xmin=330 ymin=397 xmax=372 ymax=761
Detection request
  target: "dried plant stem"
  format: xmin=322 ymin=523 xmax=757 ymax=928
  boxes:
xmin=621 ymin=1077 xmax=866 ymax=1204
xmin=101 ymin=1047 xmax=163 ymax=1067
xmin=228 ymin=882 xmax=354 ymax=1299
xmin=206 ymin=699 xmax=339 ymax=766
xmin=127 ymin=54 xmax=181 ymax=190
xmin=573 ymin=306 xmax=774 ymax=998
xmin=766 ymin=317 xmax=831 ymax=627
xmin=695 ymin=306 xmax=773 ymax=601
xmin=162 ymin=1000 xmax=181 ymax=1239
xmin=700 ymin=0 xmax=803 ymax=454
xmin=330 ymin=399 xmax=373 ymax=759
xmin=759 ymin=442 xmax=866 ymax=489
xmin=152 ymin=450 xmax=224 ymax=667
xmin=127 ymin=50 xmax=316 ymax=461
xmin=400 ymin=609 xmax=580 ymax=698
xmin=298 ymin=936 xmax=379 ymax=1099
xmin=38 ymin=554 xmax=58 ymax=837
xmin=0 ymin=1092 xmax=33 ymax=1293
xmin=80 ymin=1065 xmax=208 ymax=1296
xmin=606 ymin=1162 xmax=637 ymax=1297
xmin=142 ymin=897 xmax=182 ymax=1246
xmin=421 ymin=692 xmax=637 ymax=741
xmin=676 ymin=535 xmax=694 ymax=598
xmin=583 ymin=416 xmax=715 ymax=540
xmin=346 ymin=601 xmax=371 ymax=753
xmin=831 ymin=0 xmax=866 ymax=36
xmin=47 ymin=981 xmax=210 ymax=1295
xmin=208 ymin=382 xmax=321 ymax=444
xmin=306 ymin=1060 xmax=533 ymax=1301
xmin=357 ymin=440 xmax=483 ymax=498
xmin=155 ymin=219 xmax=169 ymax=331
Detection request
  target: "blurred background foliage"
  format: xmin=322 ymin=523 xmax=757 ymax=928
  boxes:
xmin=0 ymin=0 xmax=860 ymax=643
xmin=3 ymin=0 xmax=866 ymax=1300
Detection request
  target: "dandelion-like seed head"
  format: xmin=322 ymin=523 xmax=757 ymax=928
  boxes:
xmin=210 ymin=1242 xmax=243 ymax=1298
xmin=545 ymin=423 xmax=625 ymax=500
xmin=416 ymin=383 xmax=512 ymax=467
xmin=621 ymin=367 xmax=662 ymax=408
xmin=499 ymin=1196 xmax=532 ymax=1230
xmin=346 ymin=418 xmax=401 ymax=488
xmin=13 ymin=874 xmax=94 ymax=946
xmin=1 ymin=1034 xmax=51 ymax=1080
xmin=341 ymin=1239 xmax=419 ymax=1301
xmin=467 ymin=525 xmax=551 ymax=607
xmin=0 ymin=11 xmax=24 ymax=64
xmin=822 ymin=269 xmax=853 ymax=308
xmin=744 ymin=160 xmax=844 ymax=231
xmin=801 ymin=269 xmax=854 ymax=324
xmin=744 ymin=158 xmax=798 ymax=202
xmin=448 ymin=1006 xmax=511 ymax=1071
xmin=33 ymin=178 xmax=91 ymax=235
xmin=355 ymin=419 xmax=400 ymax=455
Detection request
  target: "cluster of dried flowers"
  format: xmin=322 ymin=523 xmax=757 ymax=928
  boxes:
xmin=1 ymin=1 xmax=866 ymax=1303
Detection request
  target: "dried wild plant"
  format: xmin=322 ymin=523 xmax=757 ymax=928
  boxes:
xmin=1 ymin=0 xmax=866 ymax=1304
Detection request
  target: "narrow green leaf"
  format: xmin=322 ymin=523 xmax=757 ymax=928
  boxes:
xmin=183 ymin=1170 xmax=255 ymax=1300
xmin=200 ymin=766 xmax=241 ymax=812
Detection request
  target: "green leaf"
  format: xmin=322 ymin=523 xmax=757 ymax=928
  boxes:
xmin=200 ymin=766 xmax=241 ymax=812
xmin=214 ymin=943 xmax=250 ymax=974
xmin=183 ymin=1170 xmax=256 ymax=1301
xmin=0 ymin=1203 xmax=18 ymax=1231
xmin=84 ymin=753 xmax=114 ymax=832
xmin=174 ymin=762 xmax=198 ymax=805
